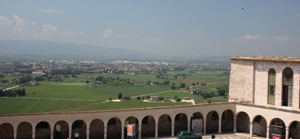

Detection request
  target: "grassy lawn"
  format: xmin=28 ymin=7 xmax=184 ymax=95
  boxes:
xmin=90 ymin=85 xmax=170 ymax=96
xmin=22 ymin=82 xmax=115 ymax=101
xmin=57 ymin=100 xmax=192 ymax=112
xmin=149 ymin=91 xmax=194 ymax=100
xmin=0 ymin=97 xmax=97 ymax=115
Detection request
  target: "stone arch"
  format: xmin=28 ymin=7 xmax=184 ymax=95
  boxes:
xmin=236 ymin=111 xmax=250 ymax=133
xmin=17 ymin=122 xmax=32 ymax=139
xmin=206 ymin=111 xmax=219 ymax=133
xmin=0 ymin=123 xmax=14 ymax=139
xmin=174 ymin=113 xmax=188 ymax=135
xmin=288 ymin=121 xmax=300 ymax=139
xmin=282 ymin=67 xmax=293 ymax=107
xmin=252 ymin=115 xmax=267 ymax=137
xmin=54 ymin=120 xmax=69 ymax=139
xmin=221 ymin=109 xmax=234 ymax=133
xmin=72 ymin=120 xmax=86 ymax=139
xmin=90 ymin=119 xmax=104 ymax=139
xmin=107 ymin=117 xmax=121 ymax=138
xmin=124 ymin=116 xmax=139 ymax=139
xmin=36 ymin=121 xmax=51 ymax=139
xmin=190 ymin=112 xmax=204 ymax=133
xmin=141 ymin=115 xmax=155 ymax=138
xmin=269 ymin=118 xmax=286 ymax=139
xmin=158 ymin=114 xmax=172 ymax=137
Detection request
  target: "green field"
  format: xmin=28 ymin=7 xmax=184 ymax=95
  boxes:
xmin=0 ymin=70 xmax=229 ymax=115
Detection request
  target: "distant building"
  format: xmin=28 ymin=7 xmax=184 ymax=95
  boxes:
xmin=150 ymin=96 xmax=159 ymax=101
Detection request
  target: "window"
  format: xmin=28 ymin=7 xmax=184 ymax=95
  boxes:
xmin=282 ymin=68 xmax=293 ymax=107
xmin=268 ymin=68 xmax=276 ymax=105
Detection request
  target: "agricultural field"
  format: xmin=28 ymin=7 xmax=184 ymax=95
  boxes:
xmin=0 ymin=69 xmax=229 ymax=115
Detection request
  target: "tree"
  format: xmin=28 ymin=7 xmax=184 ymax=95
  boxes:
xmin=86 ymin=80 xmax=89 ymax=83
xmin=180 ymin=83 xmax=186 ymax=88
xmin=172 ymin=83 xmax=175 ymax=85
xmin=218 ymin=89 xmax=226 ymax=96
xmin=109 ymin=98 xmax=112 ymax=101
xmin=192 ymin=83 xmax=195 ymax=86
xmin=159 ymin=97 xmax=164 ymax=101
xmin=22 ymin=88 xmax=26 ymax=96
xmin=163 ymin=80 xmax=170 ymax=85
xmin=174 ymin=76 xmax=177 ymax=79
xmin=146 ymin=95 xmax=150 ymax=99
xmin=171 ymin=86 xmax=176 ymax=90
xmin=196 ymin=82 xmax=199 ymax=85
xmin=118 ymin=93 xmax=122 ymax=99
xmin=96 ymin=76 xmax=104 ymax=81
xmin=0 ymin=74 xmax=4 ymax=78
xmin=176 ymin=98 xmax=181 ymax=102
xmin=137 ymin=96 xmax=141 ymax=100
xmin=174 ymin=95 xmax=178 ymax=99
xmin=146 ymin=81 xmax=151 ymax=85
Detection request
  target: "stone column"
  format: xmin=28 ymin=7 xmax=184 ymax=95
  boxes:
xmin=138 ymin=123 xmax=142 ymax=139
xmin=249 ymin=122 xmax=253 ymax=137
xmin=32 ymin=130 xmax=36 ymax=139
xmin=285 ymin=127 xmax=289 ymax=139
xmin=86 ymin=128 xmax=89 ymax=139
xmin=50 ymin=130 xmax=54 ymax=139
xmin=187 ymin=120 xmax=190 ymax=131
xmin=104 ymin=127 xmax=107 ymax=139
xmin=204 ymin=120 xmax=206 ymax=135
xmin=233 ymin=117 xmax=237 ymax=132
xmin=69 ymin=129 xmax=72 ymax=139
xmin=266 ymin=126 xmax=269 ymax=139
xmin=121 ymin=127 xmax=124 ymax=139
xmin=218 ymin=118 xmax=222 ymax=133
xmin=14 ymin=131 xmax=17 ymax=139
xmin=155 ymin=123 xmax=158 ymax=138
xmin=171 ymin=122 xmax=174 ymax=136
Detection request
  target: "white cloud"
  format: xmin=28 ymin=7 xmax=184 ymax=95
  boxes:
xmin=78 ymin=31 xmax=85 ymax=35
xmin=31 ymin=22 xmax=36 ymax=26
xmin=153 ymin=37 xmax=163 ymax=41
xmin=194 ymin=36 xmax=203 ymax=39
xmin=0 ymin=15 xmax=12 ymax=25
xmin=275 ymin=36 xmax=291 ymax=41
xmin=244 ymin=34 xmax=264 ymax=40
xmin=101 ymin=28 xmax=135 ymax=39
xmin=12 ymin=15 xmax=29 ymax=33
xmin=38 ymin=9 xmax=64 ymax=14
xmin=60 ymin=31 xmax=75 ymax=37
xmin=102 ymin=28 xmax=117 ymax=37
xmin=32 ymin=24 xmax=57 ymax=37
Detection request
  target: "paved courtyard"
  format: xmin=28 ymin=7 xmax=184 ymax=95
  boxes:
xmin=143 ymin=133 xmax=266 ymax=139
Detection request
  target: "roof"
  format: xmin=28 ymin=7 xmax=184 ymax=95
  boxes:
xmin=230 ymin=56 xmax=300 ymax=62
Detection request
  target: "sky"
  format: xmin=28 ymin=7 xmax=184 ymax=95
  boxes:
xmin=0 ymin=1 xmax=300 ymax=57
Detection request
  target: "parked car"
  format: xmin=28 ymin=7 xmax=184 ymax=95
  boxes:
xmin=177 ymin=131 xmax=202 ymax=139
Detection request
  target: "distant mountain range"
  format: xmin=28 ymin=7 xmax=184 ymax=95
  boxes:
xmin=0 ymin=40 xmax=160 ymax=59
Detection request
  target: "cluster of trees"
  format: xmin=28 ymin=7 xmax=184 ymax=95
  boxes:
xmin=0 ymin=74 xmax=5 ymax=78
xmin=49 ymin=69 xmax=82 ymax=75
xmin=0 ymin=88 xmax=26 ymax=97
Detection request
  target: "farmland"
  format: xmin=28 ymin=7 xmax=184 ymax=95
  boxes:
xmin=0 ymin=69 xmax=230 ymax=115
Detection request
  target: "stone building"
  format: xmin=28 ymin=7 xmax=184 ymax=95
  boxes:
xmin=0 ymin=56 xmax=299 ymax=139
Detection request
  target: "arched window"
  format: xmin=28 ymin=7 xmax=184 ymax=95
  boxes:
xmin=282 ymin=68 xmax=293 ymax=107
xmin=268 ymin=68 xmax=276 ymax=105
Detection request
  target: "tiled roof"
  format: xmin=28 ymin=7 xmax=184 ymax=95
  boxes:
xmin=231 ymin=56 xmax=300 ymax=62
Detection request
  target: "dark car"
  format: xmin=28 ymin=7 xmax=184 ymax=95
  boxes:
xmin=177 ymin=131 xmax=202 ymax=139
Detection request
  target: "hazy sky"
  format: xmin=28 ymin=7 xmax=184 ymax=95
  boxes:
xmin=1 ymin=1 xmax=300 ymax=57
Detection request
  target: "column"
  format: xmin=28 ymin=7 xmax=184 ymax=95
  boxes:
xmin=104 ymin=126 xmax=107 ymax=139
xmin=171 ymin=122 xmax=174 ymax=136
xmin=14 ymin=131 xmax=17 ymax=139
xmin=285 ymin=127 xmax=289 ymax=139
xmin=218 ymin=118 xmax=222 ymax=133
xmin=204 ymin=120 xmax=206 ymax=135
xmin=233 ymin=117 xmax=237 ymax=132
xmin=32 ymin=130 xmax=36 ymax=139
xmin=138 ymin=123 xmax=142 ymax=139
xmin=50 ymin=130 xmax=54 ymax=139
xmin=68 ymin=125 xmax=72 ymax=139
xmin=266 ymin=126 xmax=269 ymax=139
xmin=187 ymin=120 xmax=190 ymax=131
xmin=121 ymin=126 xmax=124 ymax=139
xmin=86 ymin=128 xmax=89 ymax=139
xmin=155 ymin=123 xmax=158 ymax=138
xmin=249 ymin=122 xmax=253 ymax=137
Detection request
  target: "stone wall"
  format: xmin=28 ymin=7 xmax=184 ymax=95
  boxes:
xmin=229 ymin=60 xmax=254 ymax=103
